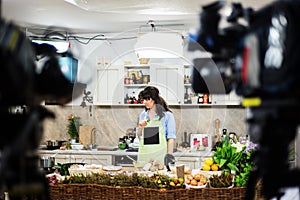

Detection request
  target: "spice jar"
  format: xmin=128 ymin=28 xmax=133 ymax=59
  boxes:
xmin=203 ymin=94 xmax=209 ymax=104
xmin=124 ymin=77 xmax=130 ymax=84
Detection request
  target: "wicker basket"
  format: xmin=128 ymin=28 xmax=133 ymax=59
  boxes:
xmin=49 ymin=184 xmax=265 ymax=200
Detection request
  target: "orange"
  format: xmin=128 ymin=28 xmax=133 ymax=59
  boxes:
xmin=202 ymin=164 xmax=211 ymax=171
xmin=211 ymin=164 xmax=219 ymax=171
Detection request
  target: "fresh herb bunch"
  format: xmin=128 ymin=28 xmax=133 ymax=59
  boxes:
xmin=67 ymin=114 xmax=81 ymax=139
xmin=209 ymin=170 xmax=234 ymax=188
xmin=212 ymin=139 xmax=244 ymax=172
xmin=110 ymin=173 xmax=139 ymax=186
xmin=60 ymin=172 xmax=175 ymax=189
xmin=63 ymin=173 xmax=111 ymax=185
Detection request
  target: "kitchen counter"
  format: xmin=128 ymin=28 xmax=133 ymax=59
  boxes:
xmin=38 ymin=148 xmax=213 ymax=169
xmin=38 ymin=148 xmax=213 ymax=157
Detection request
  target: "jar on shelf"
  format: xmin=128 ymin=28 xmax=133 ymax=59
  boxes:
xmin=124 ymin=77 xmax=130 ymax=84
xmin=203 ymin=94 xmax=209 ymax=104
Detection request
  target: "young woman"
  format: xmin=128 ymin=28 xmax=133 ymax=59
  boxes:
xmin=136 ymin=86 xmax=176 ymax=165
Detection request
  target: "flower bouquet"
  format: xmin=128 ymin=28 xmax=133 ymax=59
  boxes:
xmin=232 ymin=137 xmax=258 ymax=186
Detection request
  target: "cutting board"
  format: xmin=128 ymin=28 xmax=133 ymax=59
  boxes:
xmin=79 ymin=125 xmax=95 ymax=146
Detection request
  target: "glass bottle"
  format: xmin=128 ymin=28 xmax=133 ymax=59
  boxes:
xmin=184 ymin=88 xmax=189 ymax=104
xmin=222 ymin=129 xmax=228 ymax=142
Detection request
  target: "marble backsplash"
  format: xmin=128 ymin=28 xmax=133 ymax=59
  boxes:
xmin=42 ymin=105 xmax=247 ymax=148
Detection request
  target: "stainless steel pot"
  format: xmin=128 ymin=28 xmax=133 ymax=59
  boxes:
xmin=40 ymin=156 xmax=55 ymax=168
xmin=46 ymin=140 xmax=66 ymax=150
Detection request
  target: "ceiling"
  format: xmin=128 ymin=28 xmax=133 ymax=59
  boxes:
xmin=2 ymin=0 xmax=275 ymax=35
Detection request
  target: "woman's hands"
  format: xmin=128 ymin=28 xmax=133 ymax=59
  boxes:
xmin=138 ymin=120 xmax=147 ymax=129
xmin=137 ymin=120 xmax=147 ymax=138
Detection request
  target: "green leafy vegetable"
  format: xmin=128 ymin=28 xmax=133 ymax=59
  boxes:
xmin=212 ymin=140 xmax=244 ymax=172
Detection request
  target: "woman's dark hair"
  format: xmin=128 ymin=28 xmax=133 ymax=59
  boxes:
xmin=139 ymin=86 xmax=172 ymax=119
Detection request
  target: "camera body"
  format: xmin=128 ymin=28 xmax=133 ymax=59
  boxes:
xmin=189 ymin=1 xmax=300 ymax=199
xmin=0 ymin=19 xmax=85 ymax=199
xmin=190 ymin=0 xmax=300 ymax=104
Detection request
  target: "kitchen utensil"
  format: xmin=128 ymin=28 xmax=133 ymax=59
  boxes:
xmin=71 ymin=144 xmax=84 ymax=150
xmin=103 ymin=165 xmax=122 ymax=171
xmin=215 ymin=119 xmax=221 ymax=142
xmin=118 ymin=142 xmax=127 ymax=150
xmin=181 ymin=131 xmax=190 ymax=148
xmin=46 ymin=140 xmax=66 ymax=150
xmin=40 ymin=156 xmax=55 ymax=168
xmin=212 ymin=119 xmax=222 ymax=151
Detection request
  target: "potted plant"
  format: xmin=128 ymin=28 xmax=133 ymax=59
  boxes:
xmin=66 ymin=114 xmax=81 ymax=143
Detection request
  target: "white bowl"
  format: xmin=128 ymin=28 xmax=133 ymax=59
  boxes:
xmin=198 ymin=170 xmax=222 ymax=178
xmin=185 ymin=183 xmax=207 ymax=189
xmin=71 ymin=144 xmax=84 ymax=150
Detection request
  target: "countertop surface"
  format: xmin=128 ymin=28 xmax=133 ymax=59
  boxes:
xmin=38 ymin=148 xmax=213 ymax=157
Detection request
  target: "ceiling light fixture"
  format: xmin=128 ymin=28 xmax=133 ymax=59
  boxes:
xmin=134 ymin=21 xmax=183 ymax=58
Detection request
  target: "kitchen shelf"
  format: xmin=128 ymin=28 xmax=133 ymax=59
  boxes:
xmin=124 ymin=84 xmax=148 ymax=87
xmin=184 ymin=83 xmax=192 ymax=87
xmin=94 ymin=62 xmax=242 ymax=106
xmin=123 ymin=64 xmax=151 ymax=104
xmin=124 ymin=64 xmax=150 ymax=69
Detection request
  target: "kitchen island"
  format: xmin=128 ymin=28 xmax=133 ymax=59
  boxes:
xmin=39 ymin=148 xmax=266 ymax=200
xmin=39 ymin=148 xmax=213 ymax=169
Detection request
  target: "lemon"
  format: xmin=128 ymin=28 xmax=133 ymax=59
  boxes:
xmin=211 ymin=164 xmax=219 ymax=171
xmin=204 ymin=158 xmax=213 ymax=166
xmin=202 ymin=164 xmax=211 ymax=171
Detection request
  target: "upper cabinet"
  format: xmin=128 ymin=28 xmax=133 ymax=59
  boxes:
xmin=94 ymin=63 xmax=241 ymax=106
xmin=150 ymin=64 xmax=183 ymax=105
xmin=94 ymin=65 xmax=123 ymax=105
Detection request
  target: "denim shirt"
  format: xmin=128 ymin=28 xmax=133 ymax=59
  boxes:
xmin=139 ymin=110 xmax=176 ymax=139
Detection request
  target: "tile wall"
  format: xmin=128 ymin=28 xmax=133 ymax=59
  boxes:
xmin=42 ymin=105 xmax=247 ymax=147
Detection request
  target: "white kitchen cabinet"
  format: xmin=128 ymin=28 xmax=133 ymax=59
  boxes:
xmin=80 ymin=154 xmax=112 ymax=165
xmin=211 ymin=91 xmax=242 ymax=105
xmin=174 ymin=156 xmax=201 ymax=169
xmin=150 ymin=64 xmax=184 ymax=105
xmin=94 ymin=63 xmax=241 ymax=106
xmin=94 ymin=65 xmax=123 ymax=105
xmin=39 ymin=152 xmax=113 ymax=166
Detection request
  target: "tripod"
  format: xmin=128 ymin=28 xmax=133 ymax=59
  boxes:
xmin=245 ymin=104 xmax=300 ymax=200
xmin=0 ymin=106 xmax=54 ymax=200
